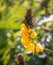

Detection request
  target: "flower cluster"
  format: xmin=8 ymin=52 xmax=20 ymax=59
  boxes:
xmin=21 ymin=23 xmax=44 ymax=53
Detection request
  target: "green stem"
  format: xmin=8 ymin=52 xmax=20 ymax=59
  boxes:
xmin=44 ymin=48 xmax=53 ymax=53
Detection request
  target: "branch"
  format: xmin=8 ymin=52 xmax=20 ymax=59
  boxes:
xmin=44 ymin=48 xmax=53 ymax=54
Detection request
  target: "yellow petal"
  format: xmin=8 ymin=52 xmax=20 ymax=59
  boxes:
xmin=30 ymin=31 xmax=37 ymax=38
xmin=21 ymin=39 xmax=30 ymax=47
xmin=35 ymin=43 xmax=44 ymax=53
xmin=21 ymin=24 xmax=26 ymax=29
xmin=26 ymin=43 xmax=35 ymax=54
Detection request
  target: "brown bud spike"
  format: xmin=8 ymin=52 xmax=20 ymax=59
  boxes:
xmin=15 ymin=53 xmax=26 ymax=65
xmin=24 ymin=8 xmax=34 ymax=28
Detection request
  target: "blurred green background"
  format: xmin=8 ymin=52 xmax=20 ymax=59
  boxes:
xmin=0 ymin=0 xmax=53 ymax=65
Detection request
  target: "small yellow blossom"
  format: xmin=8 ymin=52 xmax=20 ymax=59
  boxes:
xmin=28 ymin=29 xmax=32 ymax=33
xmin=21 ymin=39 xmax=28 ymax=46
xmin=30 ymin=30 xmax=37 ymax=38
xmin=21 ymin=39 xmax=35 ymax=53
xmin=21 ymin=29 xmax=29 ymax=37
xmin=21 ymin=24 xmax=26 ymax=29
xmin=35 ymin=43 xmax=44 ymax=53
xmin=21 ymin=38 xmax=31 ymax=46
xmin=27 ymin=43 xmax=35 ymax=53
xmin=22 ymin=35 xmax=29 ymax=41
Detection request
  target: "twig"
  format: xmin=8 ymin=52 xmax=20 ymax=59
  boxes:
xmin=44 ymin=48 xmax=53 ymax=53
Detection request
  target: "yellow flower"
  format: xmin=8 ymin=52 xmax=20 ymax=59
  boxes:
xmin=27 ymin=43 xmax=35 ymax=53
xmin=21 ymin=39 xmax=30 ymax=47
xmin=22 ymin=35 xmax=29 ymax=40
xmin=21 ymin=29 xmax=29 ymax=37
xmin=21 ymin=38 xmax=35 ymax=53
xmin=28 ymin=29 xmax=32 ymax=33
xmin=30 ymin=30 xmax=37 ymax=38
xmin=21 ymin=24 xmax=26 ymax=29
xmin=21 ymin=39 xmax=28 ymax=46
xmin=35 ymin=43 xmax=44 ymax=53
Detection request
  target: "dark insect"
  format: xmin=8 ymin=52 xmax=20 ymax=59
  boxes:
xmin=23 ymin=8 xmax=34 ymax=28
xmin=15 ymin=53 xmax=26 ymax=65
